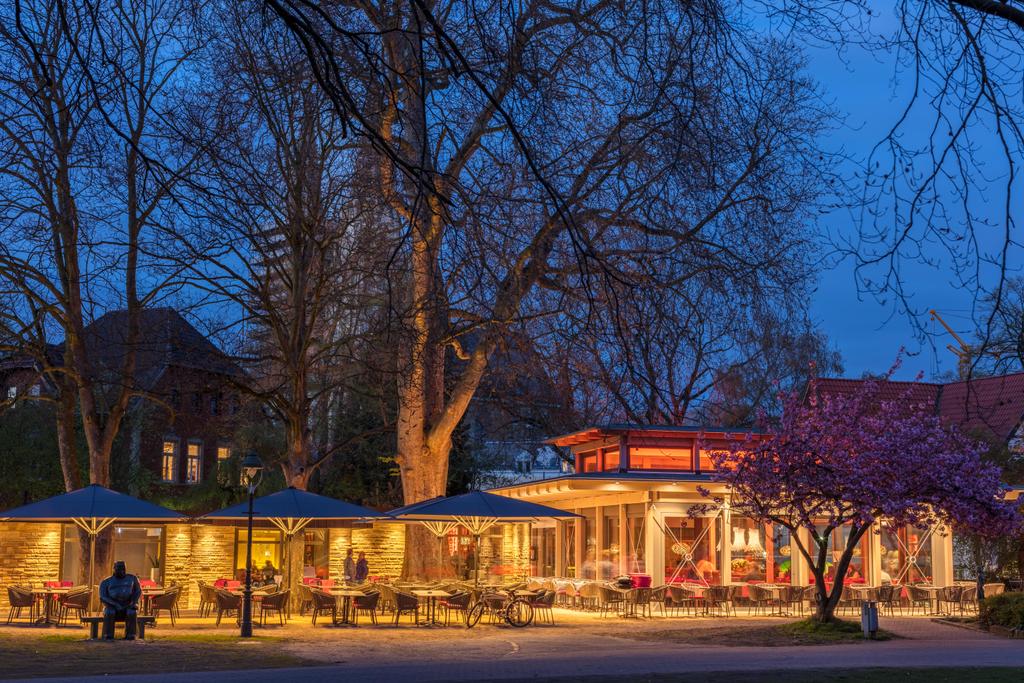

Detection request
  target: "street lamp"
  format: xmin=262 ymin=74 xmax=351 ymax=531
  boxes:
xmin=239 ymin=452 xmax=263 ymax=638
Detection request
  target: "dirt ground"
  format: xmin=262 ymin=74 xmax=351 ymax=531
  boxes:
xmin=0 ymin=608 xmax=1007 ymax=680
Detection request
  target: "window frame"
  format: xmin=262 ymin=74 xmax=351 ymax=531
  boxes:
xmin=161 ymin=437 xmax=179 ymax=483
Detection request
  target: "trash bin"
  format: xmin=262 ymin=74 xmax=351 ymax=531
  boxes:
xmin=861 ymin=600 xmax=879 ymax=639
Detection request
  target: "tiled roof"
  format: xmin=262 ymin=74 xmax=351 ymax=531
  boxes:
xmin=70 ymin=308 xmax=242 ymax=390
xmin=815 ymin=374 xmax=1024 ymax=443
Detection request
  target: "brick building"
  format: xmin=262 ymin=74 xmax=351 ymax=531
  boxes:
xmin=0 ymin=308 xmax=248 ymax=487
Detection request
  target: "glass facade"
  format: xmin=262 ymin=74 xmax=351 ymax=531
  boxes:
xmin=663 ymin=515 xmax=719 ymax=584
xmin=302 ymin=528 xmax=330 ymax=581
xmin=235 ymin=529 xmax=282 ymax=580
xmin=581 ymin=509 xmax=597 ymax=579
xmin=880 ymin=523 xmax=933 ymax=583
xmin=530 ymin=524 xmax=556 ymax=576
xmin=601 ymin=513 xmax=620 ymax=578
xmin=814 ymin=522 xmax=870 ymax=583
xmin=768 ymin=524 xmax=793 ymax=583
xmin=562 ymin=519 xmax=576 ymax=578
xmin=61 ymin=525 xmax=164 ymax=584
xmin=729 ymin=516 xmax=767 ymax=583
xmin=625 ymin=504 xmax=647 ymax=574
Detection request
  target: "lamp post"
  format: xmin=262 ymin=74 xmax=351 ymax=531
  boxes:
xmin=239 ymin=452 xmax=264 ymax=638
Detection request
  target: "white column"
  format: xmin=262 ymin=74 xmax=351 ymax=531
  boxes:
xmin=931 ymin=525 xmax=954 ymax=586
xmin=868 ymin=523 xmax=883 ymax=586
xmin=646 ymin=503 xmax=664 ymax=585
xmin=719 ymin=504 xmax=732 ymax=585
xmin=618 ymin=504 xmax=628 ymax=576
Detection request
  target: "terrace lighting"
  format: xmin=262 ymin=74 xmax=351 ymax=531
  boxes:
xmin=239 ymin=453 xmax=264 ymax=638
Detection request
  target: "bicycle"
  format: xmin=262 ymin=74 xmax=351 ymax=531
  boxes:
xmin=465 ymin=590 xmax=534 ymax=628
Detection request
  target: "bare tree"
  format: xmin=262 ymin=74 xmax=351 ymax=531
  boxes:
xmin=0 ymin=0 xmax=202 ymax=487
xmin=262 ymin=1 xmax=833 ymax=577
xmin=170 ymin=2 xmax=386 ymax=489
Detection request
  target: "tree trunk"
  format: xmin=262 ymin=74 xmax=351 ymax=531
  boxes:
xmin=55 ymin=385 xmax=81 ymax=493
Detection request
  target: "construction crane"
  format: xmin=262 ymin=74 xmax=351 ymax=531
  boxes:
xmin=929 ymin=309 xmax=972 ymax=380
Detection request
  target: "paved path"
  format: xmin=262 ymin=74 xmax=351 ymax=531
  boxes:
xmin=14 ymin=617 xmax=1023 ymax=683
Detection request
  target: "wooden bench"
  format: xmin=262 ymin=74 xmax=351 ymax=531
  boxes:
xmin=81 ymin=615 xmax=156 ymax=640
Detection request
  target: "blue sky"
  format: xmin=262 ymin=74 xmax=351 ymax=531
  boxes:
xmin=799 ymin=18 xmax=1015 ymax=381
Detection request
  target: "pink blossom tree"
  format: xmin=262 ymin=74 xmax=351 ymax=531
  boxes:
xmin=701 ymin=367 xmax=1022 ymax=623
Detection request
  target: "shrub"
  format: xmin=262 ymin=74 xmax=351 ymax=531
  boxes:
xmin=979 ymin=592 xmax=1024 ymax=630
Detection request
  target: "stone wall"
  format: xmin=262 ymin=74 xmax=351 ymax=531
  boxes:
xmin=0 ymin=522 xmax=62 ymax=609
xmin=182 ymin=525 xmax=234 ymax=609
xmin=328 ymin=522 xmax=406 ymax=583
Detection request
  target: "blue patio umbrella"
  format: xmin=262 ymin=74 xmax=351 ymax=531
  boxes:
xmin=388 ymin=491 xmax=579 ymax=584
xmin=201 ymin=487 xmax=388 ymax=588
xmin=0 ymin=484 xmax=185 ymax=610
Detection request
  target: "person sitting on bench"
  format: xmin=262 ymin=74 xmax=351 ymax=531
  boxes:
xmin=99 ymin=561 xmax=142 ymax=640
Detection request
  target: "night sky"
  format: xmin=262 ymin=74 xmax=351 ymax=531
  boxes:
xmin=800 ymin=17 xmax=1016 ymax=381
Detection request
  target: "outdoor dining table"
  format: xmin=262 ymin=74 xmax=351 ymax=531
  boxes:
xmin=914 ymin=585 xmax=946 ymax=615
xmin=327 ymin=588 xmax=367 ymax=626
xmin=412 ymin=589 xmax=452 ymax=627
xmin=31 ymin=586 xmax=75 ymax=625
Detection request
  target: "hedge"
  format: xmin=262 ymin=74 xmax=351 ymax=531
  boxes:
xmin=979 ymin=592 xmax=1024 ymax=631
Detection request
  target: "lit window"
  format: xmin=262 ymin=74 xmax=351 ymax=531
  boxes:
xmin=161 ymin=440 xmax=178 ymax=482
xmin=217 ymin=445 xmax=232 ymax=463
xmin=186 ymin=441 xmax=202 ymax=484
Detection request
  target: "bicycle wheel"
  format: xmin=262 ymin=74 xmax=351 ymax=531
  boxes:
xmin=466 ymin=602 xmax=486 ymax=628
xmin=504 ymin=598 xmax=534 ymax=627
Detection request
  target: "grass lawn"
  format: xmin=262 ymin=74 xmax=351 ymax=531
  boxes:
xmin=498 ymin=670 xmax=1024 ymax=683
xmin=618 ymin=618 xmax=894 ymax=647
xmin=0 ymin=633 xmax=315 ymax=680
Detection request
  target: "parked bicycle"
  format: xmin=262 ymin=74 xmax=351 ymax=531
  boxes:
xmin=466 ymin=589 xmax=534 ymax=628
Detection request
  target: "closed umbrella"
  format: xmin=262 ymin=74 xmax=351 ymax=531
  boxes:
xmin=388 ymin=491 xmax=579 ymax=585
xmin=0 ymin=484 xmax=186 ymax=611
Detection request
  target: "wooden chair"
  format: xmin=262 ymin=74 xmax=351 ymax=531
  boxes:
xmin=258 ymin=589 xmax=290 ymax=626
xmin=597 ymin=585 xmax=624 ymax=618
xmin=6 ymin=586 xmax=36 ymax=624
xmin=310 ymin=589 xmax=337 ymax=626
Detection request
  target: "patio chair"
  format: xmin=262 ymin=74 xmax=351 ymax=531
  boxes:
xmin=878 ymin=584 xmax=902 ymax=616
xmin=376 ymin=584 xmax=396 ymax=614
xmin=529 ymin=590 xmax=556 ymax=625
xmin=578 ymin=582 xmax=601 ymax=611
xmin=57 ymin=587 xmax=90 ymax=625
xmin=310 ymin=589 xmax=337 ymax=626
xmin=258 ymin=589 xmax=290 ymax=626
xmin=747 ymin=584 xmax=773 ymax=617
xmin=597 ymin=585 xmax=625 ymax=618
xmin=440 ymin=591 xmax=471 ymax=626
xmin=392 ymin=591 xmax=419 ymax=625
xmin=906 ymin=584 xmax=932 ymax=615
xmin=958 ymin=585 xmax=979 ymax=615
xmin=666 ymin=585 xmax=692 ymax=616
xmin=214 ymin=589 xmax=242 ymax=626
xmin=352 ymin=591 xmax=380 ymax=625
xmin=297 ymin=584 xmax=315 ymax=616
xmin=982 ymin=583 xmax=1005 ymax=599
xmin=940 ymin=585 xmax=964 ymax=617
xmin=649 ymin=585 xmax=668 ymax=617
xmin=149 ymin=587 xmax=181 ymax=626
xmin=6 ymin=586 xmax=36 ymax=624
xmin=706 ymin=585 xmax=737 ymax=617
xmin=481 ymin=592 xmax=508 ymax=625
